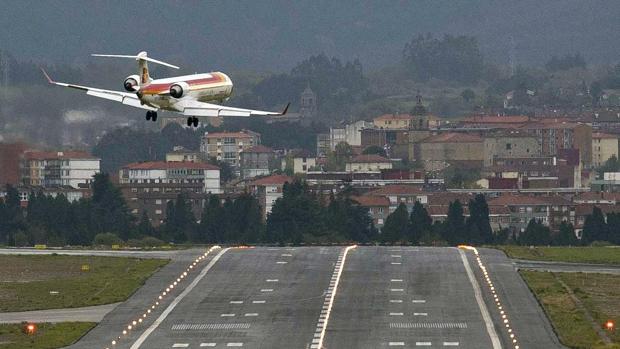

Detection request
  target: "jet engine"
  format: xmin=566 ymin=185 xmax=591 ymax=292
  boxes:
xmin=123 ymin=75 xmax=140 ymax=92
xmin=170 ymin=82 xmax=190 ymax=98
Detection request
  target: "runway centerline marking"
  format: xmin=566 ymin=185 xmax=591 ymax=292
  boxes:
xmin=172 ymin=344 xmax=189 ymax=348
xmin=227 ymin=343 xmax=243 ymax=347
xmin=252 ymin=300 xmax=266 ymax=304
xmin=389 ymin=342 xmax=405 ymax=346
xmin=220 ymin=313 xmax=235 ymax=317
xmin=130 ymin=248 xmax=230 ymax=349
xmin=443 ymin=342 xmax=460 ymax=346
xmin=458 ymin=248 xmax=502 ymax=349
xmin=310 ymin=245 xmax=356 ymax=349
xmin=416 ymin=342 xmax=432 ymax=346
xmin=391 ymin=279 xmax=403 ymax=282
xmin=200 ymin=344 xmax=217 ymax=347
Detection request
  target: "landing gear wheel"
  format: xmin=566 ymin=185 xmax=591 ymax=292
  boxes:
xmin=192 ymin=117 xmax=199 ymax=127
xmin=145 ymin=111 xmax=152 ymax=121
xmin=187 ymin=117 xmax=193 ymax=127
xmin=151 ymin=112 xmax=158 ymax=122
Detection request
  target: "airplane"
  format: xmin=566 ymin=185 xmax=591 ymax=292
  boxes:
xmin=42 ymin=51 xmax=289 ymax=127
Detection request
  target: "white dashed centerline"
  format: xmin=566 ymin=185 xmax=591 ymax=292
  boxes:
xmin=200 ymin=344 xmax=217 ymax=347
xmin=266 ymin=279 xmax=279 ymax=282
xmin=391 ymin=279 xmax=403 ymax=282
xmin=443 ymin=342 xmax=460 ymax=346
xmin=244 ymin=313 xmax=259 ymax=317
xmin=416 ymin=342 xmax=432 ymax=346
xmin=227 ymin=343 xmax=243 ymax=347
xmin=220 ymin=313 xmax=235 ymax=317
xmin=412 ymin=300 xmax=426 ymax=303
xmin=389 ymin=342 xmax=405 ymax=346
xmin=389 ymin=312 xmax=404 ymax=316
xmin=172 ymin=344 xmax=189 ymax=348
xmin=229 ymin=301 xmax=243 ymax=304
xmin=390 ymin=299 xmax=403 ymax=303
xmin=260 ymin=289 xmax=273 ymax=292
xmin=252 ymin=300 xmax=266 ymax=304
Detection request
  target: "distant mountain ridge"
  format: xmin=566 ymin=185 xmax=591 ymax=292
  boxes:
xmin=1 ymin=0 xmax=619 ymax=71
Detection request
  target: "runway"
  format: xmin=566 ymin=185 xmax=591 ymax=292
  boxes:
xmin=0 ymin=246 xmax=566 ymax=348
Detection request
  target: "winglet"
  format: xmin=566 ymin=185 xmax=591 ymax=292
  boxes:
xmin=40 ymin=68 xmax=54 ymax=84
xmin=281 ymin=102 xmax=290 ymax=115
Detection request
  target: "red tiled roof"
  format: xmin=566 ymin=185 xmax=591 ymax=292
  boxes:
xmin=205 ymin=131 xmax=255 ymax=139
xmin=488 ymin=194 xmax=572 ymax=206
xmin=575 ymin=204 xmax=620 ymax=216
xmin=519 ymin=122 xmax=581 ymax=130
xmin=348 ymin=154 xmax=391 ymax=163
xmin=422 ymin=133 xmax=482 ymax=143
xmin=352 ymin=195 xmax=390 ymax=207
xmin=574 ymin=191 xmax=620 ymax=202
xmin=24 ymin=151 xmax=98 ymax=160
xmin=250 ymin=174 xmax=293 ymax=186
xmin=462 ymin=115 xmax=532 ymax=124
xmin=592 ymin=132 xmax=618 ymax=139
xmin=366 ymin=185 xmax=423 ymax=196
xmin=243 ymin=145 xmax=274 ymax=153
xmin=123 ymin=161 xmax=219 ymax=170
xmin=426 ymin=192 xmax=473 ymax=206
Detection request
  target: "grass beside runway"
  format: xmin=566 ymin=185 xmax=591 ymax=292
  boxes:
xmin=520 ymin=271 xmax=620 ymax=349
xmin=498 ymin=246 xmax=620 ymax=264
xmin=0 ymin=322 xmax=96 ymax=349
xmin=0 ymin=255 xmax=168 ymax=312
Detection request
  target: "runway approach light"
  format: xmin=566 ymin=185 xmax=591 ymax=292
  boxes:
xmin=22 ymin=322 xmax=36 ymax=335
xmin=606 ymin=320 xmax=614 ymax=331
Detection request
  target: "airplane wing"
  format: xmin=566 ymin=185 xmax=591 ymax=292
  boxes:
xmin=178 ymin=99 xmax=289 ymax=117
xmin=41 ymin=69 xmax=157 ymax=111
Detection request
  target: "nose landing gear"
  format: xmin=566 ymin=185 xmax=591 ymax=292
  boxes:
xmin=145 ymin=111 xmax=158 ymax=122
xmin=186 ymin=116 xmax=199 ymax=127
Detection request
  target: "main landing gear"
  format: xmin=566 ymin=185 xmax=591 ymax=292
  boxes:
xmin=186 ymin=116 xmax=199 ymax=127
xmin=145 ymin=111 xmax=158 ymax=122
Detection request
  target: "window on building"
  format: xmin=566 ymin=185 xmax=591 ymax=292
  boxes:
xmin=155 ymin=199 xmax=162 ymax=205
xmin=131 ymin=188 xmax=138 ymax=193
xmin=155 ymin=209 xmax=162 ymax=215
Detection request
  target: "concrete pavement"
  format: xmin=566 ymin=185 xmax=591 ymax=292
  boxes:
xmin=0 ymin=303 xmax=121 ymax=324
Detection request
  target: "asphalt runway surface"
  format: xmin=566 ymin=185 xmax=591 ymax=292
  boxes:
xmin=0 ymin=247 xmax=566 ymax=348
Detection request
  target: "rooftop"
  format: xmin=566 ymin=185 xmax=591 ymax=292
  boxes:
xmin=422 ymin=133 xmax=482 ymax=143
xmin=574 ymin=191 xmax=620 ymax=202
xmin=24 ymin=151 xmax=98 ymax=160
xmin=348 ymin=154 xmax=391 ymax=163
xmin=243 ymin=145 xmax=274 ymax=153
xmin=592 ymin=132 xmax=619 ymax=139
xmin=123 ymin=161 xmax=219 ymax=170
xmin=352 ymin=195 xmax=390 ymax=207
xmin=488 ymin=194 xmax=572 ymax=206
xmin=462 ymin=115 xmax=532 ymax=124
xmin=250 ymin=174 xmax=293 ymax=186
xmin=205 ymin=131 xmax=257 ymax=139
xmin=374 ymin=113 xmax=414 ymax=121
xmin=366 ymin=184 xmax=423 ymax=196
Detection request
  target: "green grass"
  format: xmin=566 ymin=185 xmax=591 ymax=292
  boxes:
xmin=498 ymin=246 xmax=620 ymax=264
xmin=521 ymin=271 xmax=620 ymax=349
xmin=0 ymin=255 xmax=168 ymax=312
xmin=0 ymin=322 xmax=96 ymax=349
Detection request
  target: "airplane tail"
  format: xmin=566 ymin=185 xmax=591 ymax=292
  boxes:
xmin=91 ymin=51 xmax=179 ymax=84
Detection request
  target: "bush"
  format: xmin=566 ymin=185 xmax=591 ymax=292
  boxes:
xmin=93 ymin=233 xmax=122 ymax=246
xmin=589 ymin=240 xmax=613 ymax=247
xmin=140 ymin=236 xmax=166 ymax=248
xmin=14 ymin=231 xmax=29 ymax=247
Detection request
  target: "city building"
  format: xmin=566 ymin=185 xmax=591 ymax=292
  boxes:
xmin=416 ymin=133 xmax=484 ymax=171
xmin=316 ymin=133 xmax=331 ymax=157
xmin=592 ymin=132 xmax=619 ymax=167
xmin=483 ymin=132 xmax=541 ymax=166
xmin=282 ymin=150 xmax=316 ymax=174
xmin=166 ymin=146 xmax=203 ymax=163
xmin=118 ymin=161 xmax=221 ymax=225
xmin=0 ymin=142 xmax=31 ymax=186
xmin=346 ymin=154 xmax=392 ymax=172
xmin=200 ymin=130 xmax=261 ymax=171
xmin=326 ymin=120 xmax=373 ymax=152
xmin=247 ymin=174 xmax=292 ymax=219
xmin=487 ymin=194 xmax=575 ymax=233
xmin=20 ymin=151 xmax=100 ymax=189
xmin=299 ymin=85 xmax=317 ymax=119
xmin=240 ymin=145 xmax=276 ymax=179
xmin=483 ymin=156 xmax=580 ymax=189
xmin=364 ymin=185 xmax=426 ymax=213
xmin=521 ymin=122 xmax=592 ymax=167
xmin=352 ymin=195 xmax=390 ymax=227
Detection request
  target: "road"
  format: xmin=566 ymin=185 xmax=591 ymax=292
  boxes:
xmin=512 ymin=259 xmax=620 ymax=274
xmin=56 ymin=246 xmax=563 ymax=348
xmin=0 ymin=303 xmax=120 ymax=324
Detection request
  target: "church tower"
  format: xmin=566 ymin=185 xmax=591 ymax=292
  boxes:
xmin=300 ymin=85 xmax=317 ymax=119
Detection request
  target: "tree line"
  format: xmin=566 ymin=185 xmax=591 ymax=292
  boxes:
xmin=1 ymin=177 xmax=619 ymax=247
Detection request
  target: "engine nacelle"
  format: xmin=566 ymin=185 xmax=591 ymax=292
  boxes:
xmin=124 ymin=75 xmax=140 ymax=92
xmin=170 ymin=82 xmax=190 ymax=98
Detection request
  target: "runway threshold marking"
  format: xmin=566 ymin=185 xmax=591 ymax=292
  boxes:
xmin=458 ymin=248 xmax=502 ymax=349
xmin=310 ymin=245 xmax=357 ymax=349
xmin=130 ymin=248 xmax=230 ymax=349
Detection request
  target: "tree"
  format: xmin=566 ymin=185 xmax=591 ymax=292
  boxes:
xmin=590 ymin=81 xmax=603 ymax=107
xmin=381 ymin=203 xmax=409 ymax=243
xmin=162 ymin=193 xmax=195 ymax=243
xmin=362 ymin=145 xmax=387 ymax=157
xmin=136 ymin=211 xmax=155 ymax=238
xmin=606 ymin=212 xmax=620 ymax=245
xmin=466 ymin=194 xmax=493 ymax=245
xmin=326 ymin=142 xmax=353 ymax=171
xmin=442 ymin=200 xmax=465 ymax=245
xmin=229 ymin=193 xmax=263 ymax=243
xmin=197 ymin=195 xmax=226 ymax=243
xmin=403 ymin=34 xmax=484 ymax=83
xmin=519 ymin=219 xmax=551 ymax=246
xmin=581 ymin=206 xmax=608 ymax=244
xmin=328 ymin=191 xmax=375 ymax=243
xmin=409 ymin=201 xmax=431 ymax=244
xmin=460 ymin=89 xmax=476 ymax=103
xmin=553 ymin=221 xmax=578 ymax=246
xmin=266 ymin=179 xmax=325 ymax=244
xmin=597 ymin=155 xmax=620 ymax=177
xmin=91 ymin=173 xmax=133 ymax=240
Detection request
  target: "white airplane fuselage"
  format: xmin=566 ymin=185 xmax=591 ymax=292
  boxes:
xmin=135 ymin=72 xmax=234 ymax=111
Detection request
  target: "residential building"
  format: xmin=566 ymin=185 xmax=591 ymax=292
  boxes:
xmin=590 ymin=172 xmax=620 ymax=192
xmin=460 ymin=115 xmax=533 ymax=129
xmin=592 ymin=132 xmax=619 ymax=167
xmin=483 ymin=132 xmax=541 ymax=166
xmin=352 ymin=195 xmax=390 ymax=227
xmin=0 ymin=142 xmax=30 ymax=186
xmin=166 ymin=146 xmax=203 ymax=163
xmin=20 ymin=151 xmax=100 ymax=189
xmin=316 ymin=133 xmax=331 ymax=157
xmin=487 ymin=195 xmax=575 ymax=233
xmin=118 ymin=161 xmax=221 ymax=225
xmin=327 ymin=120 xmax=373 ymax=152
xmin=521 ymin=122 xmax=592 ymax=167
xmin=119 ymin=161 xmax=221 ymax=194
xmin=248 ymin=174 xmax=292 ymax=219
xmin=282 ymin=150 xmax=316 ymax=174
xmin=240 ymin=145 xmax=275 ymax=179
xmin=373 ymin=113 xmax=439 ymax=131
xmin=573 ymin=191 xmax=620 ymax=205
xmin=200 ymin=130 xmax=261 ymax=171
xmin=364 ymin=185 xmax=426 ymax=213
xmin=483 ymin=156 xmax=580 ymax=189
xmin=346 ymin=155 xmax=392 ymax=172
xmin=416 ymin=133 xmax=484 ymax=171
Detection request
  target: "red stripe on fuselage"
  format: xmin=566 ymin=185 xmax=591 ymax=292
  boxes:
xmin=140 ymin=73 xmax=226 ymax=95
